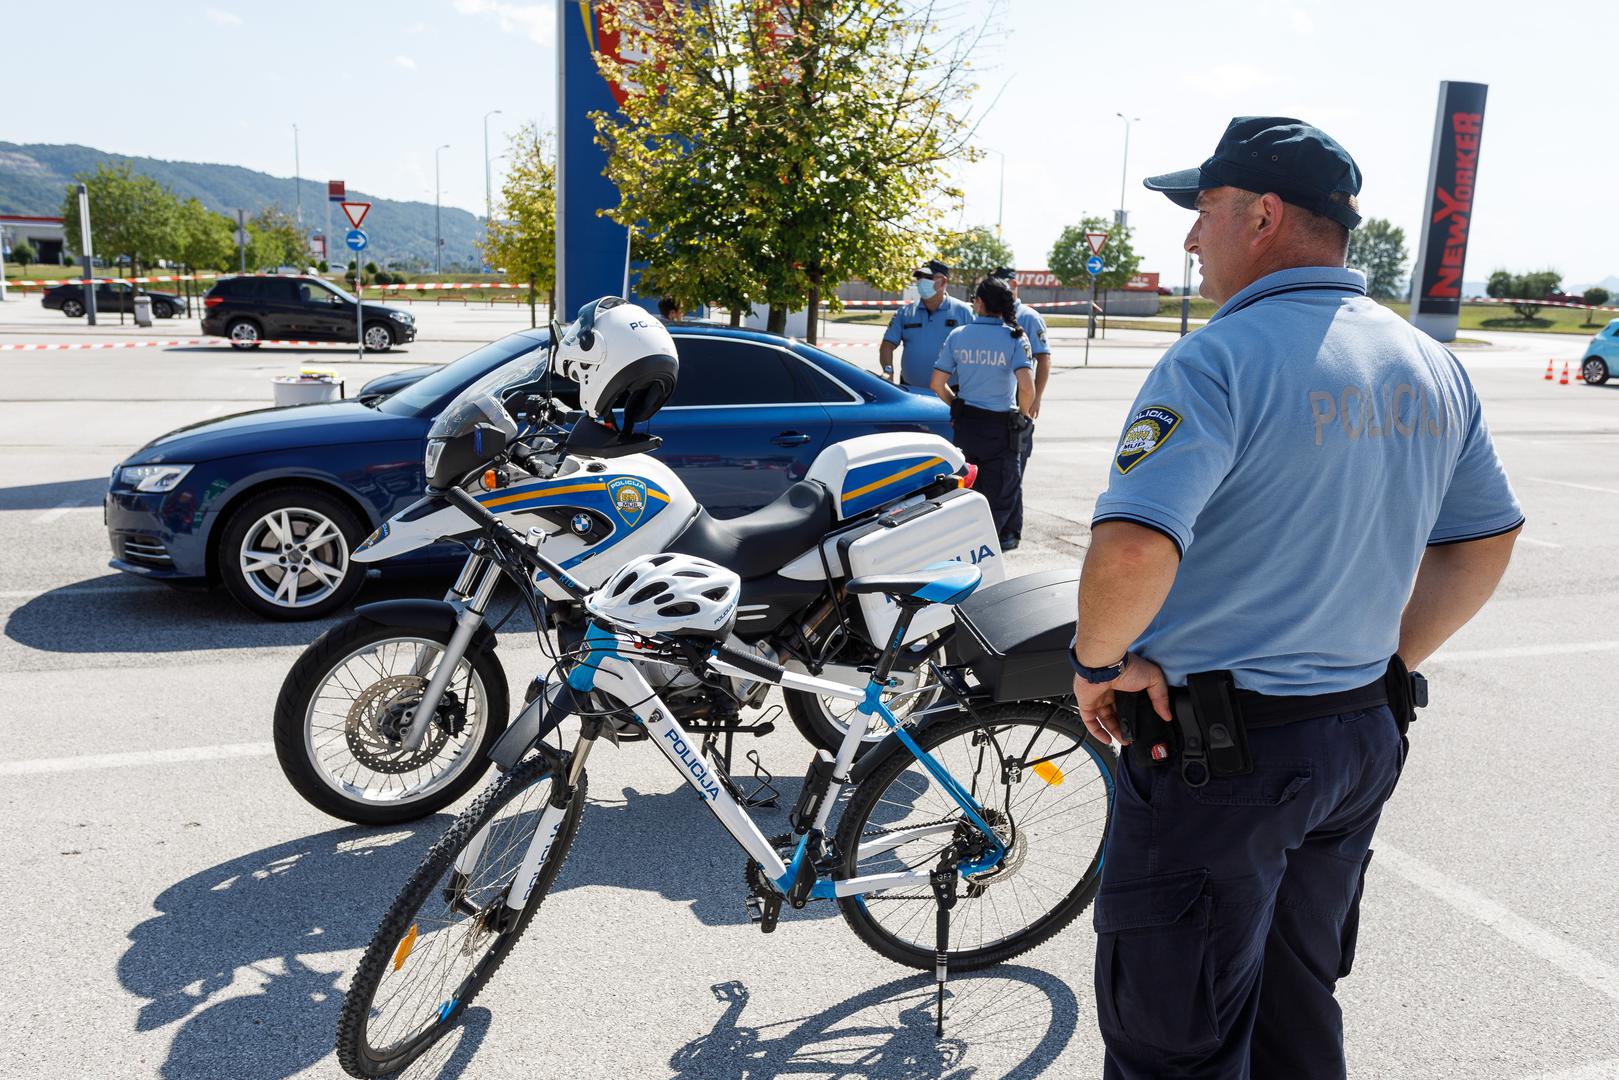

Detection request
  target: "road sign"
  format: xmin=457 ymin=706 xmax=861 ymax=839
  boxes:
xmin=346 ymin=229 xmax=368 ymax=252
xmin=341 ymin=201 xmax=371 ymax=229
xmin=1086 ymin=255 xmax=1105 ymax=275
xmin=328 ymin=180 xmax=346 ymax=203
xmin=1085 ymin=231 xmax=1109 ymax=257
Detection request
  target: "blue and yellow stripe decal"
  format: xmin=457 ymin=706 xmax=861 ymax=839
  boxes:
xmin=839 ymin=456 xmax=949 ymax=517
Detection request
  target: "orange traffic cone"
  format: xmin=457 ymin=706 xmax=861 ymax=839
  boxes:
xmin=1544 ymin=359 xmax=1555 ymax=380
xmin=1559 ymin=362 xmax=1570 ymax=385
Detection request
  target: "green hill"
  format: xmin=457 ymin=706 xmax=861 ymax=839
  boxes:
xmin=0 ymin=142 xmax=483 ymax=268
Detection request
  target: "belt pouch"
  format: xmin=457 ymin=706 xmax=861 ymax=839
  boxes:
xmin=1184 ymin=670 xmax=1252 ymax=778
xmin=1383 ymin=655 xmax=1425 ymax=735
xmin=1116 ymin=692 xmax=1165 ymax=769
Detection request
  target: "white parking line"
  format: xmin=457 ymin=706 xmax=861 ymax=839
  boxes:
xmin=0 ymin=742 xmax=275 ymax=776
xmin=1515 ymin=536 xmax=1561 ymax=548
xmin=1525 ymin=476 xmax=1619 ymax=497
xmin=1427 ymin=641 xmax=1619 ymax=663
xmin=1375 ymin=845 xmax=1619 ymax=1004
xmin=29 ymin=502 xmax=97 ymax=525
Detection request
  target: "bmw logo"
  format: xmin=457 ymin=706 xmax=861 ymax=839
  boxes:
xmin=570 ymin=513 xmax=593 ymax=537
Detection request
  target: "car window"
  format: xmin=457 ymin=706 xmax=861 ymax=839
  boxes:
xmin=379 ymin=333 xmax=557 ymax=416
xmin=788 ymin=353 xmax=860 ymax=404
xmin=666 ymin=338 xmax=798 ymax=407
xmin=262 ymin=279 xmax=298 ymax=303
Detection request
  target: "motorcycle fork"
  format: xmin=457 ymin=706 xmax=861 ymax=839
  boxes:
xmin=400 ymin=557 xmax=502 ymax=751
xmin=406 ymin=555 xmax=488 ymax=679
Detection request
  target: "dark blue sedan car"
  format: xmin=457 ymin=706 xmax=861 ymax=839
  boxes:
xmin=106 ymin=325 xmax=949 ymax=619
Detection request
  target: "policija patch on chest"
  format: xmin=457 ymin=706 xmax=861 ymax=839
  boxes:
xmin=1115 ymin=406 xmax=1182 ymax=474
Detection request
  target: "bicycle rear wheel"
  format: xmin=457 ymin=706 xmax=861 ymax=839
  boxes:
xmin=835 ymin=703 xmax=1113 ymax=972
xmin=335 ymin=751 xmax=585 ymax=1078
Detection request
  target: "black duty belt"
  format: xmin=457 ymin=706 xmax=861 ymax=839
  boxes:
xmin=1231 ymin=679 xmax=1388 ymax=728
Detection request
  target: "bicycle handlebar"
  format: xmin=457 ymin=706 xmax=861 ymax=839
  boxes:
xmin=711 ymin=638 xmax=786 ymax=683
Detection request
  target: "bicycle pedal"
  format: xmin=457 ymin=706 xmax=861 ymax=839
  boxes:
xmin=744 ymin=892 xmax=781 ymax=933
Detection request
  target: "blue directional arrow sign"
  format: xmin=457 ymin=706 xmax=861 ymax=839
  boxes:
xmin=345 ymin=229 xmax=368 ymax=252
xmin=1086 ymin=255 xmax=1104 ymax=275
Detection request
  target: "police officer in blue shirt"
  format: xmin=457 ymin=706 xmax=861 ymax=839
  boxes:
xmin=990 ymin=267 xmax=1051 ymax=549
xmin=880 ymin=259 xmax=974 ymax=389
xmin=931 ymin=275 xmax=1034 ymax=539
xmin=1069 ymin=117 xmax=1523 ymax=1078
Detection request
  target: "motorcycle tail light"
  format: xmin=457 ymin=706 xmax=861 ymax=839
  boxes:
xmin=958 ymin=463 xmax=978 ymax=490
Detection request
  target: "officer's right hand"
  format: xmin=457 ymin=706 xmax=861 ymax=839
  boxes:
xmin=1074 ymin=653 xmax=1173 ymax=745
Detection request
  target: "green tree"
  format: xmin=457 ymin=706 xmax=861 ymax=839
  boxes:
xmin=1346 ymin=217 xmax=1408 ymax=300
xmin=60 ymin=161 xmax=181 ymax=275
xmin=9 ymin=240 xmax=37 ymax=272
xmin=174 ymin=199 xmax=235 ymax=271
xmin=245 ymin=206 xmax=307 ymax=270
xmin=1582 ymin=286 xmax=1611 ymax=325
xmin=1486 ymin=268 xmax=1561 ymax=320
xmin=478 ymin=122 xmax=556 ymax=327
xmin=592 ymin=0 xmax=982 ymax=342
xmin=940 ymin=226 xmax=1014 ymax=287
xmin=1049 ymin=217 xmax=1142 ymax=296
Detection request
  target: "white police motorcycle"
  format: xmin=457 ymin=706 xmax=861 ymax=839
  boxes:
xmin=274 ymin=298 xmax=1006 ymax=824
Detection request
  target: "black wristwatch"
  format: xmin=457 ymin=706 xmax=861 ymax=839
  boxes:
xmin=1069 ymin=635 xmax=1128 ymax=684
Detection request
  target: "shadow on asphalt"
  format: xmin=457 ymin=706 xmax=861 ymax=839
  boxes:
xmin=668 ymin=970 xmax=1078 ymax=1079
xmin=0 ymin=476 xmax=106 ymax=510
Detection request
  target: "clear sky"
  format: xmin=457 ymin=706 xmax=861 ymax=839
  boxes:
xmin=7 ymin=0 xmax=1614 ymax=288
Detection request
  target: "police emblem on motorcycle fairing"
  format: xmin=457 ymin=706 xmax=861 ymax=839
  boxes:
xmin=607 ymin=476 xmax=648 ymax=526
xmin=1115 ymin=405 xmax=1182 ymax=474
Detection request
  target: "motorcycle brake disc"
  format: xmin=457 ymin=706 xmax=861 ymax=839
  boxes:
xmin=345 ymin=674 xmax=451 ymax=774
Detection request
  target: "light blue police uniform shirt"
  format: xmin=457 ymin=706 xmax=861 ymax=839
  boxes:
xmin=884 ymin=293 xmax=974 ymax=388
xmin=935 ymin=315 xmax=1033 ymax=411
xmin=1092 ymin=266 xmax=1523 ymax=695
xmin=1014 ymin=300 xmax=1050 ymax=357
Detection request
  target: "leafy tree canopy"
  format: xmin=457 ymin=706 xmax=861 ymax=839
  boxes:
xmin=940 ymin=226 xmax=1014 ymax=288
xmin=1347 ymin=218 xmax=1408 ymax=300
xmin=1049 ymin=216 xmax=1141 ymax=293
xmin=478 ymin=122 xmax=556 ymax=327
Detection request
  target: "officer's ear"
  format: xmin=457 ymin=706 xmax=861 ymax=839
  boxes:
xmin=1250 ymin=192 xmax=1288 ymax=252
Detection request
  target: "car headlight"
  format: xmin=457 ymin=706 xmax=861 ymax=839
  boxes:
xmin=390 ymin=311 xmax=413 ymax=323
xmin=119 ymin=463 xmax=194 ymax=493
xmin=424 ymin=440 xmax=444 ymax=480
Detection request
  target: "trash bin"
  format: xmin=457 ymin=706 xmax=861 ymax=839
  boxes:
xmin=132 ymin=293 xmax=154 ymax=328
xmin=272 ymin=371 xmax=343 ymax=406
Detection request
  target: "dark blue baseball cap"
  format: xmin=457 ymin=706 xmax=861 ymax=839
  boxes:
xmin=1144 ymin=116 xmax=1363 ymax=229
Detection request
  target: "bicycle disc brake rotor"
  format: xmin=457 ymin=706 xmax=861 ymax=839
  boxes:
xmin=344 ymin=674 xmax=450 ymax=773
xmin=962 ymin=808 xmax=1026 ymax=890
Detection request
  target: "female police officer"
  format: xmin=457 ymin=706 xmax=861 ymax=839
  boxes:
xmin=930 ymin=275 xmax=1035 ymax=544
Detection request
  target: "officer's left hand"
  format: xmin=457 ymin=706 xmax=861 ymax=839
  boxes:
xmin=1074 ymin=653 xmax=1172 ymax=745
xmin=1030 ymin=395 xmax=1042 ymax=420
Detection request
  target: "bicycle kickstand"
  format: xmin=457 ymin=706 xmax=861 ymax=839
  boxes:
xmin=929 ymin=852 xmax=961 ymax=1038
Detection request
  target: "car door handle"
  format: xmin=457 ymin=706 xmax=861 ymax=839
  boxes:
xmin=771 ymin=431 xmax=813 ymax=447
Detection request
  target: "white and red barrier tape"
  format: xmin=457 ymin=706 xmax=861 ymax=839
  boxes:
xmin=0 ymin=337 xmax=361 ymax=351
xmin=3 ymin=272 xmax=223 ymax=287
xmin=1474 ymin=297 xmax=1619 ymax=314
xmin=837 ymin=298 xmax=1101 ymax=310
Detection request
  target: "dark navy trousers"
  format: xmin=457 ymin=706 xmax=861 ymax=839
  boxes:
xmin=1004 ymin=418 xmax=1035 ymax=543
xmin=951 ymin=407 xmax=1021 ymax=541
xmin=1093 ymin=705 xmax=1407 ymax=1079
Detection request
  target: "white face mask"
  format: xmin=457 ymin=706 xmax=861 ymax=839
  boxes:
xmin=916 ymin=278 xmax=937 ymax=300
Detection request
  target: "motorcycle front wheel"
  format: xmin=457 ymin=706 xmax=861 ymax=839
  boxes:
xmin=274 ymin=617 xmax=508 ymax=825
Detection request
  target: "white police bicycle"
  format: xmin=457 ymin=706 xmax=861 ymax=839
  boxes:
xmin=334 ymin=483 xmax=1113 ymax=1077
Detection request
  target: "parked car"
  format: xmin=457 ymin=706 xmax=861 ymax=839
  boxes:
xmin=199 ymin=274 xmax=416 ymax=352
xmin=106 ymin=325 xmax=949 ymax=619
xmin=1580 ymin=318 xmax=1619 ymax=385
xmin=42 ymin=281 xmax=187 ymax=319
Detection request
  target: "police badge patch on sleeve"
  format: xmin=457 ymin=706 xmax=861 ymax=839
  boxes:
xmin=1115 ymin=406 xmax=1182 ymax=474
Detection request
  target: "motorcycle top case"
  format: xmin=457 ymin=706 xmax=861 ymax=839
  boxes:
xmin=952 ymin=568 xmax=1080 ymax=702
xmin=827 ymin=487 xmax=1005 ymax=646
xmin=804 ymin=432 xmax=964 ymax=520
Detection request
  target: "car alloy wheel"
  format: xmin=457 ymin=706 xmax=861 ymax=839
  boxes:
xmin=238 ymin=507 xmax=352 ymax=611
xmin=228 ymin=319 xmax=262 ymax=348
xmin=363 ymin=324 xmax=394 ymax=352
xmin=62 ymin=299 xmax=84 ymax=318
xmin=153 ymin=301 xmax=172 ymax=319
xmin=1583 ymin=358 xmax=1609 ymax=385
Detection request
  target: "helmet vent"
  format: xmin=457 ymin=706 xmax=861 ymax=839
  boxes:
xmin=630 ymin=583 xmax=667 ymax=605
xmin=659 ymin=601 xmax=699 ymax=618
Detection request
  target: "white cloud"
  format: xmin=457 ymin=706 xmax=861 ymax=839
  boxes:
xmin=455 ymin=0 xmax=552 ymax=46
xmin=205 ymin=7 xmax=242 ymax=26
xmin=395 ymin=55 xmax=417 ymax=70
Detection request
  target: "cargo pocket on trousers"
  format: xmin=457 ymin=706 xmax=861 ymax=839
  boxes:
xmin=1093 ymin=866 xmax=1219 ymax=1054
xmin=1188 ymin=762 xmax=1312 ymax=807
xmin=1336 ymin=849 xmax=1375 ymax=980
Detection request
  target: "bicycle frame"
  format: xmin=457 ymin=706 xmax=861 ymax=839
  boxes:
xmin=478 ymin=620 xmax=1008 ymax=915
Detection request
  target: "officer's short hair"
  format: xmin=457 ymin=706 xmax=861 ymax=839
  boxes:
xmin=1232 ymin=189 xmax=1357 ymax=255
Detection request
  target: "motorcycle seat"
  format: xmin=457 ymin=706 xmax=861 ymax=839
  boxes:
xmin=670 ymin=480 xmax=835 ymax=579
xmin=846 ymin=562 xmax=982 ymax=606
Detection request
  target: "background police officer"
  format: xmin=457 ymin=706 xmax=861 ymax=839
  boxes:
xmin=931 ymin=275 xmax=1034 ymax=540
xmin=991 ymin=267 xmax=1051 ymax=550
xmin=880 ymin=258 xmax=972 ymax=389
xmin=1069 ymin=117 xmax=1522 ymax=1078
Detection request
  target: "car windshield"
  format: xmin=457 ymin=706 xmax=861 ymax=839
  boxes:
xmin=308 ymin=278 xmax=355 ymax=304
xmin=378 ymin=332 xmax=550 ymax=417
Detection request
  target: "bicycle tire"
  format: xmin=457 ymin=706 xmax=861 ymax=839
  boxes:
xmin=835 ymin=703 xmax=1113 ymax=972
xmin=335 ymin=751 xmax=585 ymax=1078
xmin=274 ymin=616 xmax=508 ymax=825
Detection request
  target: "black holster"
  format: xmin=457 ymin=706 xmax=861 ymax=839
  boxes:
xmin=1117 ymin=671 xmax=1252 ymax=786
xmin=1006 ymin=411 xmax=1030 ymax=452
xmin=1384 ymin=654 xmax=1427 ymax=736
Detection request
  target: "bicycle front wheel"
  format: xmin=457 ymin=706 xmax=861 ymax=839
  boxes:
xmin=835 ymin=704 xmax=1114 ymax=972
xmin=335 ymin=752 xmax=585 ymax=1078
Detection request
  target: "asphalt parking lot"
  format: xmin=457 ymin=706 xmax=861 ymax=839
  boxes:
xmin=2 ymin=297 xmax=1616 ymax=1080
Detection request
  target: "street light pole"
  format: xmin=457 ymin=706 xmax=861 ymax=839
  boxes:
xmin=434 ymin=143 xmax=450 ymax=275
xmin=483 ymin=110 xmax=502 ymax=272
xmin=293 ymin=123 xmax=302 ymax=231
xmin=1115 ymin=113 xmax=1141 ymax=228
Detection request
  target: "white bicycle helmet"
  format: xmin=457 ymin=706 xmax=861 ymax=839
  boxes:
xmin=585 ymin=553 xmax=741 ymax=639
xmin=556 ymin=296 xmax=679 ymax=426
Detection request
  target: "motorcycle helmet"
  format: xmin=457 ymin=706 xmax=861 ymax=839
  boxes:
xmin=556 ymin=297 xmax=679 ymax=428
xmin=585 ymin=553 xmax=740 ymax=639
